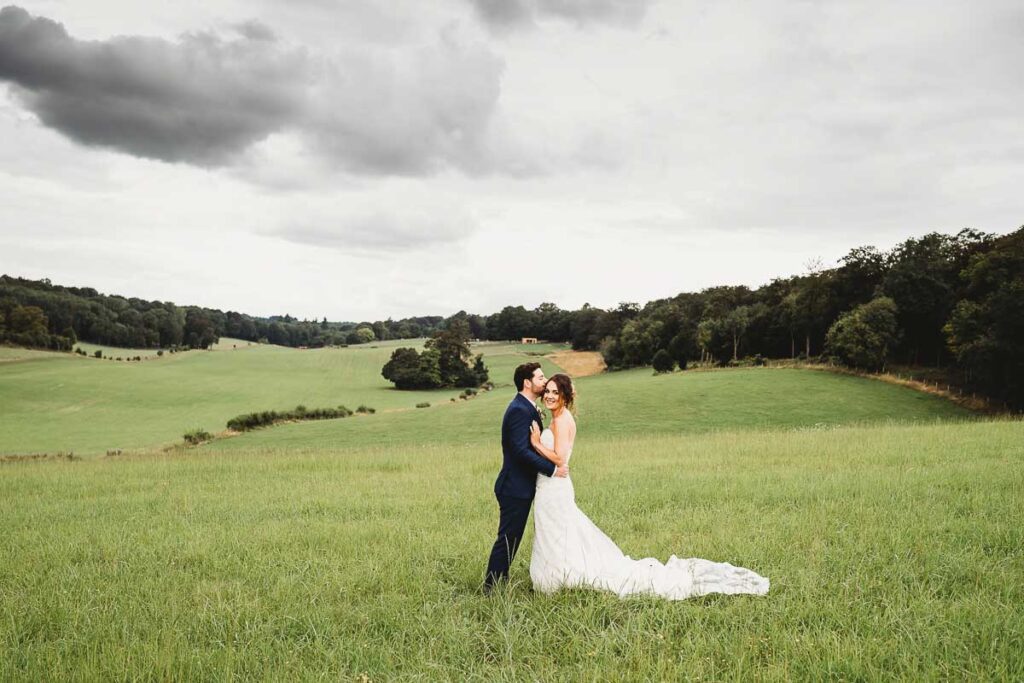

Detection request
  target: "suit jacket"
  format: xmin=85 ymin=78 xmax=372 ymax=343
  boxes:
xmin=494 ymin=393 xmax=557 ymax=499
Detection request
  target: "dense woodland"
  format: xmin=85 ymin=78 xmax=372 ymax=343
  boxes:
xmin=1 ymin=225 xmax=1021 ymax=407
xmin=0 ymin=276 xmax=445 ymax=350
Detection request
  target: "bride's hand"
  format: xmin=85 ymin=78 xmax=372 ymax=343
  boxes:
xmin=530 ymin=421 xmax=541 ymax=446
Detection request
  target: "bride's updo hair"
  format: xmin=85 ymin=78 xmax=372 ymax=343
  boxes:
xmin=548 ymin=373 xmax=575 ymax=411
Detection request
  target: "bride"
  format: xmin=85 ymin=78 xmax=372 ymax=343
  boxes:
xmin=528 ymin=373 xmax=769 ymax=600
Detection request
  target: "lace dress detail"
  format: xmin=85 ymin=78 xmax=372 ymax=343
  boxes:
xmin=530 ymin=429 xmax=769 ymax=600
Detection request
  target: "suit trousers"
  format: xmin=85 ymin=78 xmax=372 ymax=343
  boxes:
xmin=484 ymin=493 xmax=533 ymax=589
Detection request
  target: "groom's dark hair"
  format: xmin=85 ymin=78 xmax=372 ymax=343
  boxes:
xmin=514 ymin=362 xmax=542 ymax=392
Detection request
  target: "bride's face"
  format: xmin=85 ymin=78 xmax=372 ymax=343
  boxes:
xmin=543 ymin=381 xmax=563 ymax=411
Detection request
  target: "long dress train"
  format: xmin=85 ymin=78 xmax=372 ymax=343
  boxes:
xmin=530 ymin=429 xmax=769 ymax=600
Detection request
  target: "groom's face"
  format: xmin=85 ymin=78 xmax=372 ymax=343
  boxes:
xmin=528 ymin=368 xmax=547 ymax=397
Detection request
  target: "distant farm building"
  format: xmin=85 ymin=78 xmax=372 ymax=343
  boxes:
xmin=521 ymin=337 xmax=538 ymax=344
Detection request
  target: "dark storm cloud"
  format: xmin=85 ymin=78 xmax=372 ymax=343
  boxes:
xmin=233 ymin=20 xmax=276 ymax=42
xmin=0 ymin=6 xmax=305 ymax=165
xmin=0 ymin=6 xmax=508 ymax=174
xmin=472 ymin=0 xmax=533 ymax=29
xmin=470 ymin=0 xmax=650 ymax=31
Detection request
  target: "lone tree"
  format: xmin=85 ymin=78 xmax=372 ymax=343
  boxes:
xmin=382 ymin=320 xmax=488 ymax=390
xmin=347 ymin=326 xmax=376 ymax=345
xmin=379 ymin=347 xmax=426 ymax=389
xmin=825 ymin=297 xmax=900 ymax=372
xmin=652 ymin=348 xmax=675 ymax=374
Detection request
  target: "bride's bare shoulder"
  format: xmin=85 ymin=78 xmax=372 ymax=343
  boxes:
xmin=553 ymin=411 xmax=576 ymax=433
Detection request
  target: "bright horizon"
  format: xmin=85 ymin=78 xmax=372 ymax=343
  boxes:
xmin=0 ymin=224 xmax=1001 ymax=323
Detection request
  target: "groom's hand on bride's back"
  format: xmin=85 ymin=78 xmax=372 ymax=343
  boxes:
xmin=555 ymin=464 xmax=569 ymax=478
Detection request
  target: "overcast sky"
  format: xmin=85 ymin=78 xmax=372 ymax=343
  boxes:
xmin=1 ymin=1 xmax=1021 ymax=321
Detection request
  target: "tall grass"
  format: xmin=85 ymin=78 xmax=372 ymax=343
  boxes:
xmin=2 ymin=421 xmax=1021 ymax=680
xmin=1 ymin=345 xmax=1010 ymax=678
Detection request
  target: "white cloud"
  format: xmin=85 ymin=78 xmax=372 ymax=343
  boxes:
xmin=271 ymin=189 xmax=480 ymax=253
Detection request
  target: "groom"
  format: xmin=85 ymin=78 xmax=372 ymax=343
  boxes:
xmin=483 ymin=361 xmax=569 ymax=593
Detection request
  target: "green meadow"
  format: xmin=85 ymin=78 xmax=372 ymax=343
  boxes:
xmin=205 ymin=365 xmax=973 ymax=454
xmin=0 ymin=340 xmax=568 ymax=456
xmin=1 ymin=341 xmax=1021 ymax=680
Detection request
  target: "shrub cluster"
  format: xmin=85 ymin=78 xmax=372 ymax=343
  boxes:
xmin=226 ymin=405 xmax=355 ymax=432
xmin=183 ymin=429 xmax=213 ymax=445
xmin=91 ymin=352 xmax=147 ymax=362
xmin=652 ymin=349 xmax=675 ymax=373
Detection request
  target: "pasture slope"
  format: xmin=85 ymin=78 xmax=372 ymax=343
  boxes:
xmin=204 ymin=363 xmax=973 ymax=453
xmin=1 ymin=341 xmax=1021 ymax=680
xmin=0 ymin=340 xmax=566 ymax=456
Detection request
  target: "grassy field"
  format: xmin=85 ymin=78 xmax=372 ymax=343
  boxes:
xmin=1 ymin=420 xmax=1020 ymax=680
xmin=0 ymin=347 xmax=62 ymax=363
xmin=2 ymin=335 xmax=969 ymax=457
xmin=0 ymin=340 xmax=566 ymax=456
xmin=2 ymin=341 xmax=1019 ymax=679
xmin=75 ymin=337 xmax=282 ymax=357
xmin=204 ymin=366 xmax=973 ymax=453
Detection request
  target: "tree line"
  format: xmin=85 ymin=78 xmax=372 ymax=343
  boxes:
xmin=0 ymin=275 xmax=449 ymax=351
xmin=570 ymin=227 xmax=1020 ymax=410
xmin=413 ymin=227 xmax=1022 ymax=407
xmin=1 ymin=225 xmax=1021 ymax=407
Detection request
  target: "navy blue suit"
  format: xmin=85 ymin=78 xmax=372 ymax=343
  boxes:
xmin=484 ymin=393 xmax=557 ymax=589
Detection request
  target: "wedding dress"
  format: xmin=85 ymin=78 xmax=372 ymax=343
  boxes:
xmin=530 ymin=428 xmax=769 ymax=599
